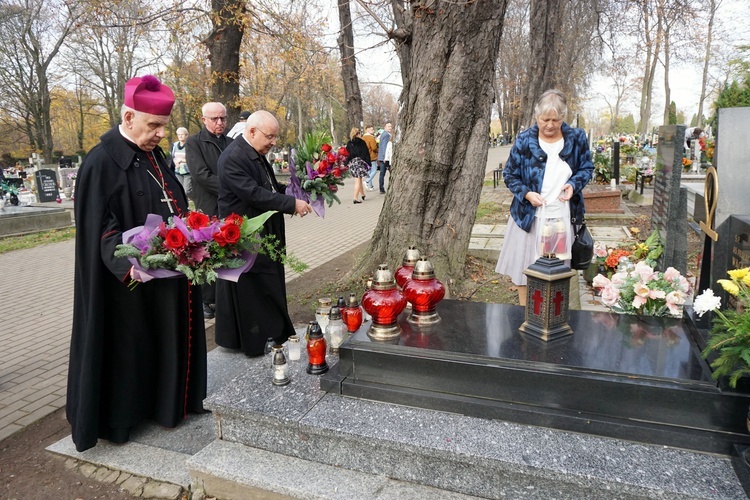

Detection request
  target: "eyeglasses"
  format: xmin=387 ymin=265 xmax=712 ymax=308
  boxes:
xmin=205 ymin=116 xmax=227 ymax=122
xmin=256 ymin=127 xmax=278 ymax=141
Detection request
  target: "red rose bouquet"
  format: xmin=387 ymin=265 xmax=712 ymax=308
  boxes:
xmin=288 ymin=131 xmax=349 ymax=218
xmin=114 ymin=210 xmax=275 ymax=286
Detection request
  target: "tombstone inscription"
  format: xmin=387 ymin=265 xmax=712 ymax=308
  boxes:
xmin=650 ymin=125 xmax=688 ymax=275
xmin=34 ymin=169 xmax=59 ymax=202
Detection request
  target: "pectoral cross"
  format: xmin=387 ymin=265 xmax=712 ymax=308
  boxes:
xmin=147 ymin=169 xmax=175 ymax=214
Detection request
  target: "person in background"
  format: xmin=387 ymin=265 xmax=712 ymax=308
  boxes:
xmin=345 ymin=127 xmax=371 ymax=204
xmin=684 ymin=127 xmax=703 ymax=150
xmin=227 ymin=110 xmax=250 ymax=139
xmin=67 ymin=75 xmax=207 ymax=452
xmin=171 ymin=127 xmax=191 ymax=198
xmin=495 ymin=89 xmax=593 ymax=305
xmin=384 ymin=134 xmax=393 ymax=177
xmin=186 ymin=102 xmax=233 ymax=319
xmin=377 ymin=122 xmax=392 ymax=194
xmin=214 ymin=110 xmax=313 ymax=356
xmin=362 ymin=125 xmax=379 ymax=191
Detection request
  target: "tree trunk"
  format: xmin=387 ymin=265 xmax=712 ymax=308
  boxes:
xmin=205 ymin=0 xmax=244 ymax=124
xmin=353 ymin=0 xmax=509 ymax=292
xmin=337 ymin=0 xmax=363 ymax=131
xmin=697 ymin=0 xmax=717 ymax=128
xmin=662 ymin=27 xmax=671 ymax=126
xmin=522 ymin=0 xmax=563 ymax=126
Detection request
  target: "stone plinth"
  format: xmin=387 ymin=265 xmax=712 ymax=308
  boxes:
xmin=582 ymin=185 xmax=624 ymax=214
xmin=0 ymin=205 xmax=71 ymax=236
xmin=326 ymin=300 xmax=750 ymax=455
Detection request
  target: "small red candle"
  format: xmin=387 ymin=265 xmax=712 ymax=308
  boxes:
xmin=343 ymin=293 xmax=363 ymax=333
xmin=305 ymin=321 xmax=328 ymax=375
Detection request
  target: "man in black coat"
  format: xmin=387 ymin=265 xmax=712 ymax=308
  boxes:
xmin=66 ymin=75 xmax=207 ymax=452
xmin=215 ymin=110 xmax=312 ymax=356
xmin=186 ymin=102 xmax=232 ymax=319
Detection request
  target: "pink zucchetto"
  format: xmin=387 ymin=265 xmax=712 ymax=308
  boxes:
xmin=124 ymin=75 xmax=175 ymax=116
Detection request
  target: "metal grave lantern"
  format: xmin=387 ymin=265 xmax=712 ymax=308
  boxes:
xmin=518 ymin=256 xmax=576 ymax=341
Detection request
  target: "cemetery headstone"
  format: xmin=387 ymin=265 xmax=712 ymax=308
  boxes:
xmin=34 ymin=169 xmax=59 ymax=202
xmin=650 ymin=124 xmax=687 ymax=275
xmin=59 ymin=168 xmax=78 ymax=189
xmin=708 ymin=107 xmax=750 ymax=304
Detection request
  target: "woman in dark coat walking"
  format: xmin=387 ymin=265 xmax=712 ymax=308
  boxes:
xmin=345 ymin=127 xmax=371 ymax=204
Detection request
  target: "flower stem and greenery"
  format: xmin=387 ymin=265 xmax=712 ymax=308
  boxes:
xmin=697 ymin=268 xmax=750 ymax=388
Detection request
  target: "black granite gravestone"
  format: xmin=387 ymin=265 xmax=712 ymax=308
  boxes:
xmin=34 ymin=169 xmax=59 ymax=202
xmin=650 ymin=125 xmax=687 ymax=274
xmin=703 ymin=108 xmax=750 ymax=306
xmin=324 ymin=300 xmax=750 ymax=454
xmin=710 ymin=215 xmax=750 ymax=310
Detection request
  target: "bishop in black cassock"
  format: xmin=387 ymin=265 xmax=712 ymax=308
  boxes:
xmin=66 ymin=76 xmax=207 ymax=452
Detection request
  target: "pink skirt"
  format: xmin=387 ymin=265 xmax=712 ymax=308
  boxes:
xmin=495 ymin=218 xmax=539 ymax=286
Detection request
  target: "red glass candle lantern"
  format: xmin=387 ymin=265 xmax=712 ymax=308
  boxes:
xmin=395 ymin=246 xmax=421 ymax=289
xmin=305 ymin=321 xmax=329 ymax=375
xmin=362 ymin=265 xmax=407 ymax=341
xmin=403 ymin=258 xmax=445 ymax=325
xmin=343 ymin=293 xmax=364 ymax=333
xmin=554 ymin=219 xmax=567 ymax=255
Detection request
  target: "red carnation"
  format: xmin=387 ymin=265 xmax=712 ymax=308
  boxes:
xmin=321 ymin=143 xmax=332 ymax=153
xmin=187 ymin=211 xmax=210 ymax=229
xmin=338 ymin=146 xmax=349 ymax=157
xmin=326 ymin=153 xmax=336 ymax=163
xmin=329 ymin=185 xmax=338 ymax=192
xmin=317 ymin=160 xmax=330 ymax=173
xmin=224 ymin=213 xmax=244 ymax=228
xmin=332 ymin=167 xmax=341 ymax=178
xmin=163 ymin=228 xmax=188 ymax=251
xmin=214 ymin=222 xmax=241 ymax=247
xmin=157 ymin=221 xmax=168 ymax=238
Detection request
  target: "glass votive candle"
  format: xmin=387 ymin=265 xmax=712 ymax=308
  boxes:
xmin=287 ymin=335 xmax=301 ymax=361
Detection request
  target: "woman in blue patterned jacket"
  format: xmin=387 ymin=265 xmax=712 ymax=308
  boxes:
xmin=495 ymin=89 xmax=593 ymax=305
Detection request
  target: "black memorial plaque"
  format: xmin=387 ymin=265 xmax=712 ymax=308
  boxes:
xmin=34 ymin=169 xmax=59 ymax=202
xmin=715 ymin=215 xmax=750 ymax=310
xmin=650 ymin=125 xmax=687 ymax=274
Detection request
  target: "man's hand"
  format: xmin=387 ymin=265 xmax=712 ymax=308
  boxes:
xmin=294 ymin=199 xmax=314 ymax=217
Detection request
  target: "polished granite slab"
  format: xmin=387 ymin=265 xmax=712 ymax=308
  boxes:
xmin=325 ymin=300 xmax=750 ymax=454
xmin=347 ymin=300 xmax=708 ymax=382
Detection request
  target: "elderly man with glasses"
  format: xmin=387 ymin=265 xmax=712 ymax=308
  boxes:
xmin=186 ymin=102 xmax=233 ymax=319
xmin=215 ymin=110 xmax=313 ymax=357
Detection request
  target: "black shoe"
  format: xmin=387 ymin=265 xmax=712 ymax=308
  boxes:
xmin=362 ymin=195 xmax=366 ymax=201
xmin=379 ymin=190 xmax=386 ymax=194
xmin=203 ymin=304 xmax=215 ymax=319
xmin=353 ymin=199 xmax=362 ymax=204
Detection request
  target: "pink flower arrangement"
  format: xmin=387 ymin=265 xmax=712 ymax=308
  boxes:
xmin=114 ymin=210 xmax=275 ymax=286
xmin=593 ymin=261 xmax=690 ymax=317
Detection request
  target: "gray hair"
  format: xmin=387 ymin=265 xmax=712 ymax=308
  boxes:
xmin=176 ymin=127 xmax=188 ymax=135
xmin=534 ymin=89 xmax=567 ymax=120
xmin=121 ymin=104 xmax=138 ymax=121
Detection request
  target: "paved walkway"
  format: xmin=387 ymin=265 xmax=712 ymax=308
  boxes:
xmin=0 ymin=145 xmax=517 ymax=443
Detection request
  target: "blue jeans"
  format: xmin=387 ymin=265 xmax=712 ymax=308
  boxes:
xmin=378 ymin=161 xmax=390 ymax=192
xmin=365 ymin=161 xmax=377 ymax=189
